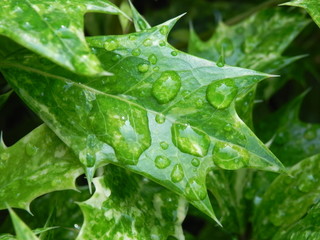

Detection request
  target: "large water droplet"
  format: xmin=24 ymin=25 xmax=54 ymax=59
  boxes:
xmin=191 ymin=158 xmax=200 ymax=167
xmin=206 ymin=79 xmax=238 ymax=109
xmin=155 ymin=155 xmax=171 ymax=169
xmin=132 ymin=48 xmax=141 ymax=56
xmin=212 ymin=142 xmax=248 ymax=169
xmin=171 ymin=123 xmax=210 ymax=157
xmin=152 ymin=71 xmax=181 ymax=104
xmin=148 ymin=54 xmax=157 ymax=65
xmin=137 ymin=63 xmax=149 ymax=73
xmin=304 ymin=129 xmax=317 ymax=140
xmin=104 ymin=39 xmax=118 ymax=51
xmin=185 ymin=178 xmax=207 ymax=200
xmin=155 ymin=114 xmax=166 ymax=124
xmin=160 ymin=25 xmax=169 ymax=35
xmin=25 ymin=143 xmax=38 ymax=157
xmin=171 ymin=164 xmax=184 ymax=182
xmin=160 ymin=141 xmax=169 ymax=150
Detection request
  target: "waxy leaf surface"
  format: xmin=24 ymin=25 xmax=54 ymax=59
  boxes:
xmin=0 ymin=125 xmax=83 ymax=210
xmin=77 ymin=165 xmax=187 ymax=240
xmin=0 ymin=17 xmax=284 ymax=221
xmin=0 ymin=0 xmax=125 ymax=76
xmin=253 ymin=154 xmax=320 ymax=239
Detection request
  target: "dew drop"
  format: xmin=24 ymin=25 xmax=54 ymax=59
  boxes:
xmin=138 ymin=19 xmax=147 ymax=30
xmin=0 ymin=153 xmax=10 ymax=161
xmin=153 ymin=66 xmax=160 ymax=72
xmin=104 ymin=39 xmax=118 ymax=51
xmin=129 ymin=35 xmax=137 ymax=41
xmin=304 ymin=129 xmax=316 ymax=140
xmin=159 ymin=40 xmax=166 ymax=47
xmin=185 ymin=178 xmax=207 ymax=200
xmin=172 ymin=123 xmax=210 ymax=157
xmin=298 ymin=174 xmax=317 ymax=193
xmin=171 ymin=164 xmax=184 ymax=182
xmin=171 ymin=51 xmax=178 ymax=56
xmin=152 ymin=71 xmax=181 ymax=104
xmin=195 ymin=99 xmax=204 ymax=107
xmin=111 ymin=54 xmax=121 ymax=62
xmin=206 ymin=79 xmax=238 ymax=109
xmin=137 ymin=63 xmax=149 ymax=73
xmin=224 ymin=123 xmax=232 ymax=132
xmin=269 ymin=210 xmax=285 ymax=227
xmin=131 ymin=48 xmax=141 ymax=56
xmin=160 ymin=141 xmax=169 ymax=150
xmin=143 ymin=38 xmax=152 ymax=47
xmin=191 ymin=158 xmax=200 ymax=167
xmin=155 ymin=155 xmax=171 ymax=169
xmin=216 ymin=54 xmax=225 ymax=67
xmin=148 ymin=54 xmax=158 ymax=65
xmin=25 ymin=143 xmax=38 ymax=156
xmin=155 ymin=114 xmax=166 ymax=124
xmin=160 ymin=25 xmax=169 ymax=35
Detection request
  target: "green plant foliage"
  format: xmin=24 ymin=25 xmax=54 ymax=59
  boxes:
xmin=0 ymin=91 xmax=11 ymax=109
xmin=0 ymin=125 xmax=83 ymax=210
xmin=0 ymin=0 xmax=127 ymax=76
xmin=78 ymin=165 xmax=187 ymax=240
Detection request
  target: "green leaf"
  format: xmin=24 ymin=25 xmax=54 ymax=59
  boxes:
xmin=0 ymin=125 xmax=83 ymax=210
xmin=273 ymin=202 xmax=320 ymax=240
xmin=128 ymin=0 xmax=151 ymax=32
xmin=77 ymin=165 xmax=187 ymax=240
xmin=0 ymin=91 xmax=11 ymax=110
xmin=0 ymin=0 xmax=127 ymax=76
xmin=0 ymin=16 xmax=284 ymax=221
xmin=282 ymin=0 xmax=320 ymax=28
xmin=253 ymin=154 xmax=320 ymax=240
xmin=8 ymin=207 xmax=39 ymax=240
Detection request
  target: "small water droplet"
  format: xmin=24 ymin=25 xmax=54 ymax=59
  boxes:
xmin=171 ymin=51 xmax=178 ymax=56
xmin=185 ymin=178 xmax=206 ymax=200
xmin=143 ymin=38 xmax=152 ymax=46
xmin=148 ymin=54 xmax=158 ymax=65
xmin=132 ymin=48 xmax=141 ymax=56
xmin=159 ymin=40 xmax=166 ymax=47
xmin=129 ymin=35 xmax=137 ymax=41
xmin=171 ymin=164 xmax=184 ymax=182
xmin=25 ymin=143 xmax=38 ymax=156
xmin=111 ymin=54 xmax=121 ymax=62
xmin=160 ymin=25 xmax=169 ymax=35
xmin=216 ymin=54 xmax=225 ymax=67
xmin=224 ymin=123 xmax=232 ymax=131
xmin=152 ymin=71 xmax=181 ymax=104
xmin=137 ymin=63 xmax=149 ymax=73
xmin=304 ymin=129 xmax=316 ymax=140
xmin=155 ymin=114 xmax=166 ymax=124
xmin=191 ymin=158 xmax=200 ymax=167
xmin=104 ymin=39 xmax=118 ymax=51
xmin=0 ymin=153 xmax=10 ymax=161
xmin=138 ymin=19 xmax=147 ymax=30
xmin=172 ymin=123 xmax=210 ymax=157
xmin=195 ymin=99 xmax=204 ymax=107
xmin=298 ymin=174 xmax=317 ymax=193
xmin=269 ymin=210 xmax=285 ymax=227
xmin=206 ymin=79 xmax=238 ymax=109
xmin=160 ymin=141 xmax=169 ymax=150
xmin=153 ymin=66 xmax=160 ymax=72
xmin=155 ymin=155 xmax=171 ymax=169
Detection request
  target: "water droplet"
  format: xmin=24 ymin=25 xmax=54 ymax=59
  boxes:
xmin=155 ymin=114 xmax=166 ymax=124
xmin=216 ymin=54 xmax=225 ymax=67
xmin=155 ymin=155 xmax=171 ymax=169
xmin=129 ymin=35 xmax=137 ymax=41
xmin=131 ymin=48 xmax=141 ymax=56
xmin=160 ymin=141 xmax=169 ymax=150
xmin=206 ymin=79 xmax=238 ymax=109
xmin=181 ymin=90 xmax=191 ymax=97
xmin=171 ymin=51 xmax=178 ymax=56
xmin=185 ymin=178 xmax=207 ymax=200
xmin=0 ymin=153 xmax=10 ymax=161
xmin=171 ymin=164 xmax=184 ymax=182
xmin=195 ymin=99 xmax=204 ymax=107
xmin=104 ymin=39 xmax=118 ymax=51
xmin=138 ymin=19 xmax=147 ymax=30
xmin=153 ymin=66 xmax=160 ymax=72
xmin=159 ymin=40 xmax=166 ymax=47
xmin=148 ymin=54 xmax=157 ymax=65
xmin=137 ymin=63 xmax=149 ymax=73
xmin=152 ymin=71 xmax=181 ymax=104
xmin=160 ymin=25 xmax=169 ymax=35
xmin=298 ymin=174 xmax=317 ymax=193
xmin=212 ymin=142 xmax=248 ymax=169
xmin=224 ymin=123 xmax=232 ymax=131
xmin=111 ymin=54 xmax=121 ymax=62
xmin=304 ymin=129 xmax=316 ymax=140
xmin=269 ymin=210 xmax=285 ymax=227
xmin=191 ymin=158 xmax=200 ymax=167
xmin=25 ymin=143 xmax=38 ymax=156
xmin=143 ymin=38 xmax=152 ymax=46
xmin=172 ymin=123 xmax=210 ymax=157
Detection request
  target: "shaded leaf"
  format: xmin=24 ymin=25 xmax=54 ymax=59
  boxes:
xmin=0 ymin=16 xmax=284 ymax=221
xmin=0 ymin=91 xmax=11 ymax=110
xmin=253 ymin=154 xmax=320 ymax=240
xmin=77 ymin=165 xmax=187 ymax=240
xmin=0 ymin=0 xmax=127 ymax=76
xmin=0 ymin=125 xmax=83 ymax=210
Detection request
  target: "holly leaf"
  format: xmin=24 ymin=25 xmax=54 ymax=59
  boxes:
xmin=0 ymin=16 xmax=284 ymax=221
xmin=282 ymin=0 xmax=320 ymax=28
xmin=253 ymin=154 xmax=320 ymax=240
xmin=0 ymin=0 xmax=128 ymax=76
xmin=77 ymin=165 xmax=187 ymax=240
xmin=0 ymin=125 xmax=83 ymax=210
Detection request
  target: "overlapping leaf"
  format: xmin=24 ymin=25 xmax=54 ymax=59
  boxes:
xmin=0 ymin=16 xmax=284 ymax=221
xmin=253 ymin=154 xmax=320 ymax=239
xmin=283 ymin=0 xmax=320 ymax=28
xmin=0 ymin=125 xmax=83 ymax=210
xmin=0 ymin=0 xmax=127 ymax=76
xmin=0 ymin=91 xmax=11 ymax=109
xmin=77 ymin=165 xmax=187 ymax=240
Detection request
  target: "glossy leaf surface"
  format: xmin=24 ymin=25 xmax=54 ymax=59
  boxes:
xmin=0 ymin=125 xmax=83 ymax=210
xmin=253 ymin=154 xmax=320 ymax=239
xmin=0 ymin=0 xmax=125 ymax=76
xmin=77 ymin=165 xmax=187 ymax=240
xmin=1 ymin=17 xmax=284 ymax=221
